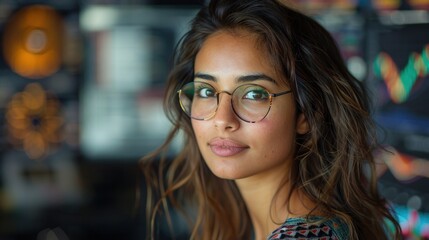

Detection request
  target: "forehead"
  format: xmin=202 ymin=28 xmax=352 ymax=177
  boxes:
xmin=194 ymin=30 xmax=286 ymax=85
xmin=196 ymin=30 xmax=266 ymax=66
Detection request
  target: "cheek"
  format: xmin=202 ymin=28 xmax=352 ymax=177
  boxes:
xmin=255 ymin=118 xmax=297 ymax=152
xmin=191 ymin=118 xmax=201 ymax=128
xmin=191 ymin=120 xmax=207 ymax=143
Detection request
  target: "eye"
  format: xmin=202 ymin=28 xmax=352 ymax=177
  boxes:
xmin=242 ymin=88 xmax=269 ymax=101
xmin=196 ymin=86 xmax=216 ymax=98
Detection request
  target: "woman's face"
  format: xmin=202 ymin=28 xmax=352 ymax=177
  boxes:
xmin=192 ymin=30 xmax=308 ymax=181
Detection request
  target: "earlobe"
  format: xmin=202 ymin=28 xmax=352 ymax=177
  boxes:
xmin=296 ymin=112 xmax=309 ymax=134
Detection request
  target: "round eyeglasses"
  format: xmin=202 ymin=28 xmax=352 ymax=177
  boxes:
xmin=177 ymin=81 xmax=292 ymax=123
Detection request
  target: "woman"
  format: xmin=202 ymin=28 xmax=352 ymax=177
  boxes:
xmin=140 ymin=0 xmax=402 ymax=239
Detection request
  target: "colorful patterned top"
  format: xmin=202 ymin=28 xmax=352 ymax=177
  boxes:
xmin=266 ymin=216 xmax=349 ymax=240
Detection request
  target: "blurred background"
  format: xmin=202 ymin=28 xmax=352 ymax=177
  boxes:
xmin=0 ymin=0 xmax=427 ymax=239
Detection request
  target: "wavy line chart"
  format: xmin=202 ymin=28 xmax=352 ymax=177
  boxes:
xmin=373 ymin=44 xmax=429 ymax=103
xmin=375 ymin=146 xmax=429 ymax=182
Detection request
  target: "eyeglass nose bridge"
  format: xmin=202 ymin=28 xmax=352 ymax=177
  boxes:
xmin=215 ymin=90 xmax=233 ymax=99
xmin=213 ymin=90 xmax=233 ymax=112
xmin=212 ymin=90 xmax=250 ymax=122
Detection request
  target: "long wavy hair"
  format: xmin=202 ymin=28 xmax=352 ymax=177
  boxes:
xmin=139 ymin=0 xmax=402 ymax=239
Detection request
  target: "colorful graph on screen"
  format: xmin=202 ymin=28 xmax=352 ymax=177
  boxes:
xmin=396 ymin=206 xmax=429 ymax=239
xmin=373 ymin=44 xmax=429 ymax=103
xmin=376 ymin=146 xmax=429 ymax=183
xmin=376 ymin=147 xmax=429 ymax=239
xmin=370 ymin=23 xmax=429 ymax=240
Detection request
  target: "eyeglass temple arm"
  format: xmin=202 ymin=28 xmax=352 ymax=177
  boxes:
xmin=272 ymin=90 xmax=292 ymax=97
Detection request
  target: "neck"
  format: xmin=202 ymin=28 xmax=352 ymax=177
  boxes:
xmin=235 ymin=172 xmax=315 ymax=240
xmin=235 ymin=171 xmax=289 ymax=240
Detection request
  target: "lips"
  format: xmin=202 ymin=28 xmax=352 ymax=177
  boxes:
xmin=208 ymin=138 xmax=249 ymax=157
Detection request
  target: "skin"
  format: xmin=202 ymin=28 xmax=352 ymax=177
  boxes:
xmin=192 ymin=30 xmax=311 ymax=239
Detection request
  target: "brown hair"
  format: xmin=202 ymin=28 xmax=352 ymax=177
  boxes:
xmin=140 ymin=0 xmax=402 ymax=239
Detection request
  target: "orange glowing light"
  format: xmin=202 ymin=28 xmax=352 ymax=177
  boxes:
xmin=6 ymin=83 xmax=63 ymax=159
xmin=2 ymin=5 xmax=63 ymax=79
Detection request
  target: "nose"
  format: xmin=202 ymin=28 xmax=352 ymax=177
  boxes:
xmin=213 ymin=91 xmax=240 ymax=131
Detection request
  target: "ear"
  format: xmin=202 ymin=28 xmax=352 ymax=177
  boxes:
xmin=296 ymin=112 xmax=309 ymax=134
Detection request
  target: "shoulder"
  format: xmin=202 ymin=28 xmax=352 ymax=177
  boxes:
xmin=267 ymin=216 xmax=349 ymax=240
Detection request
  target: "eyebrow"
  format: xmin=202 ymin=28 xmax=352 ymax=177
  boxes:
xmin=194 ymin=72 xmax=277 ymax=84
xmin=194 ymin=73 xmax=216 ymax=81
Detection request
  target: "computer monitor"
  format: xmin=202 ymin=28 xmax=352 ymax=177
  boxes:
xmin=367 ymin=11 xmax=429 ymax=238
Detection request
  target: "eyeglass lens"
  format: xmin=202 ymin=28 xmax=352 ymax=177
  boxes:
xmin=178 ymin=82 xmax=273 ymax=122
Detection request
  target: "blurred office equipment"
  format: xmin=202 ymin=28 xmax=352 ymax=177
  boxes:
xmin=79 ymin=6 xmax=194 ymax=160
xmin=0 ymin=1 xmax=199 ymax=239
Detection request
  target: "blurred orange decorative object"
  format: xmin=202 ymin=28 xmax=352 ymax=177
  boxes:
xmin=371 ymin=0 xmax=401 ymax=10
xmin=6 ymin=83 xmax=63 ymax=159
xmin=408 ymin=0 xmax=429 ymax=10
xmin=2 ymin=5 xmax=63 ymax=79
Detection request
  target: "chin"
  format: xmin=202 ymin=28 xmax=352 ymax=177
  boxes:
xmin=202 ymin=153 xmax=255 ymax=180
xmin=207 ymin=165 xmax=252 ymax=180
